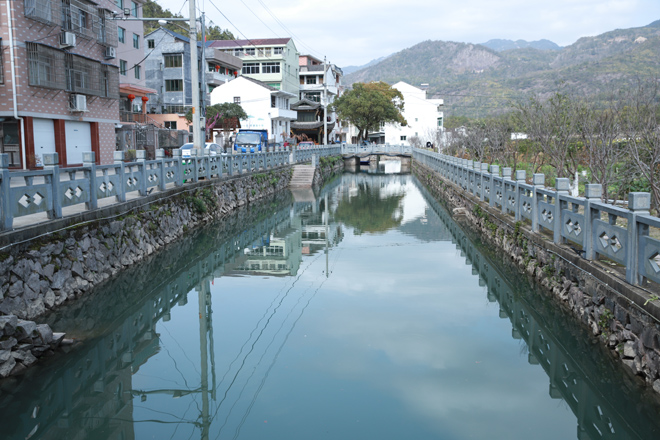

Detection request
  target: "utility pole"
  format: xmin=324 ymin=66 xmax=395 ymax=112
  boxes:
xmin=323 ymin=56 xmax=328 ymax=146
xmin=189 ymin=0 xmax=202 ymax=153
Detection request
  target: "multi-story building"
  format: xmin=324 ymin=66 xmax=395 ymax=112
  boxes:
xmin=0 ymin=0 xmax=124 ymax=168
xmin=210 ymin=76 xmax=297 ymax=144
xmin=208 ymin=38 xmax=299 ymax=97
xmin=294 ymin=54 xmax=344 ymax=143
xmin=383 ymin=81 xmax=443 ymax=146
xmin=143 ymin=28 xmax=242 ymax=142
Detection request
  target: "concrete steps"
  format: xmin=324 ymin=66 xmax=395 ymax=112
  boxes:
xmin=289 ymin=165 xmax=316 ymax=188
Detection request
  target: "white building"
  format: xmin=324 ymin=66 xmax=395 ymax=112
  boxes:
xmin=210 ymin=76 xmax=297 ymax=143
xmin=383 ymin=82 xmax=443 ymax=146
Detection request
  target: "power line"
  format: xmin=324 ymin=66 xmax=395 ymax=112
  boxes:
xmin=254 ymin=0 xmax=322 ymax=58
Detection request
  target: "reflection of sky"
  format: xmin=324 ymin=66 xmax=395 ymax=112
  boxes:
xmin=131 ymin=178 xmax=581 ymax=440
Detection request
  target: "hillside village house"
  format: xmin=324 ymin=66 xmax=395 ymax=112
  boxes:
xmin=208 ymin=38 xmax=300 ymax=97
xmin=0 ymin=0 xmax=133 ymax=168
xmin=210 ymin=76 xmax=297 ymax=145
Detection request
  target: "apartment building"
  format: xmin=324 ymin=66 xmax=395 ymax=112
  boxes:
xmin=0 ymin=0 xmax=125 ymax=168
xmin=208 ymin=38 xmax=299 ymax=97
xmin=143 ymin=28 xmax=242 ymax=141
xmin=382 ymin=82 xmax=443 ymax=146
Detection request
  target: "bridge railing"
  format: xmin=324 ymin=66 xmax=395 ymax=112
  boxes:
xmin=0 ymin=146 xmax=342 ymax=232
xmin=340 ymin=144 xmax=412 ymax=155
xmin=413 ymin=148 xmax=658 ymax=286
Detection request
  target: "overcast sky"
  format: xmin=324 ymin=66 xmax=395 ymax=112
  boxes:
xmin=154 ymin=0 xmax=660 ymax=68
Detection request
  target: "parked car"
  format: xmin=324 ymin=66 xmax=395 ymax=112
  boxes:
xmin=179 ymin=142 xmax=223 ymax=158
xmin=298 ymin=141 xmax=314 ymax=150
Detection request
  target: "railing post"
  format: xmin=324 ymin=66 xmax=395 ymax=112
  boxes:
xmin=514 ymin=170 xmax=526 ymax=221
xmin=44 ymin=153 xmax=62 ymax=219
xmin=554 ymin=178 xmax=570 ymax=244
xmin=203 ymin=149 xmax=211 ymax=180
xmin=583 ymin=184 xmax=602 ymax=260
xmin=83 ymin=152 xmax=97 ymax=210
xmin=489 ymin=165 xmax=499 ymax=208
xmin=531 ymin=173 xmax=545 ymax=233
xmin=480 ymin=163 xmax=489 ymax=202
xmin=0 ymin=154 xmax=13 ymax=230
xmin=501 ymin=167 xmax=512 ymax=215
xmin=114 ymin=151 xmax=127 ymax=202
xmin=156 ymin=149 xmax=167 ymax=191
xmin=626 ymin=192 xmax=651 ymax=285
xmin=136 ymin=150 xmax=148 ymax=196
xmin=172 ymin=149 xmax=183 ymax=187
xmin=191 ymin=150 xmax=199 ymax=182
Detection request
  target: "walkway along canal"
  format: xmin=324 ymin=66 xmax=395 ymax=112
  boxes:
xmin=1 ymin=170 xmax=660 ymax=439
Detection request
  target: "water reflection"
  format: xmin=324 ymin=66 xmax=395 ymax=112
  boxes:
xmin=1 ymin=174 xmax=659 ymax=439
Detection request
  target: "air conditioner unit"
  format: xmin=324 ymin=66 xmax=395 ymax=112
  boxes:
xmin=104 ymin=47 xmax=116 ymax=59
xmin=60 ymin=31 xmax=76 ymax=48
xmin=71 ymin=94 xmax=88 ymax=112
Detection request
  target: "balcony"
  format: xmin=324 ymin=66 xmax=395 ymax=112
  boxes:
xmin=120 ymin=111 xmax=148 ymax=124
xmin=205 ymin=71 xmax=232 ymax=86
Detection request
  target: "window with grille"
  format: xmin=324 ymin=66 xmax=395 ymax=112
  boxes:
xmin=24 ymin=0 xmax=56 ymax=25
xmin=164 ymin=54 xmax=182 ymax=68
xmin=61 ymin=0 xmax=95 ymax=39
xmin=262 ymin=62 xmax=280 ymax=74
xmin=26 ymin=42 xmax=66 ymax=90
xmin=242 ymin=63 xmax=259 ymax=74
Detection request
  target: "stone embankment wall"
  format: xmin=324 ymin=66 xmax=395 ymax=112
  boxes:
xmin=413 ymin=161 xmax=660 ymax=394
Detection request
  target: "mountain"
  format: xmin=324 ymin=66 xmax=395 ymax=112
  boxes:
xmin=480 ymin=38 xmax=561 ymax=51
xmin=343 ymin=21 xmax=660 ymax=118
xmin=342 ymin=56 xmax=388 ymax=75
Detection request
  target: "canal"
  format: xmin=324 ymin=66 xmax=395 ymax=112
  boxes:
xmin=2 ymin=169 xmax=660 ymax=439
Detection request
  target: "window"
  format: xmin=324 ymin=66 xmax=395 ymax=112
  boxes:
xmin=244 ymin=48 xmax=255 ymax=56
xmin=271 ymin=96 xmax=276 ymax=108
xmin=131 ymin=1 xmax=138 ymax=17
xmin=262 ymin=62 xmax=280 ymax=74
xmin=274 ymin=47 xmax=283 ymax=55
xmin=234 ymin=48 xmax=242 ymax=56
xmin=264 ymin=47 xmax=271 ymax=57
xmin=115 ymin=0 xmax=123 ymax=8
xmin=164 ymin=121 xmax=177 ymax=129
xmin=132 ymin=33 xmax=139 ymax=49
xmin=258 ymin=48 xmax=264 ymax=57
xmin=118 ymin=27 xmax=125 ymax=43
xmin=242 ymin=63 xmax=259 ymax=74
xmin=0 ymin=38 xmax=3 ymax=84
xmin=400 ymin=136 xmax=407 ymax=141
xmin=119 ymin=59 xmax=127 ymax=75
xmin=165 ymin=79 xmax=182 ymax=91
xmin=305 ymin=76 xmax=316 ymax=85
xmin=26 ymin=42 xmax=66 ymax=90
xmin=134 ymin=65 xmax=140 ymax=79
xmin=437 ymin=117 xmax=443 ymax=127
xmin=147 ymin=39 xmax=155 ymax=49
xmin=164 ymin=54 xmax=182 ymax=68
xmin=234 ymin=97 xmax=240 ymax=104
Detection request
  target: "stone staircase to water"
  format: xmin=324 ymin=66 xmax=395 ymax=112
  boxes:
xmin=289 ymin=165 xmax=316 ymax=188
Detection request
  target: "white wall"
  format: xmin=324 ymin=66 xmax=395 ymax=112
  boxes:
xmin=384 ymin=82 xmax=443 ymax=146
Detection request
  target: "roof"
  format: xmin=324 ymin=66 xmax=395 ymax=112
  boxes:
xmin=291 ymin=98 xmax=321 ymax=110
xmin=240 ymin=76 xmax=279 ymax=91
xmin=146 ymin=27 xmax=203 ymax=48
xmin=209 ymin=38 xmax=292 ymax=48
xmin=291 ymin=121 xmax=335 ymax=131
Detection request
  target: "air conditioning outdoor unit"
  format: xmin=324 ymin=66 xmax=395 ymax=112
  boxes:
xmin=60 ymin=31 xmax=76 ymax=48
xmin=70 ymin=94 xmax=88 ymax=112
xmin=104 ymin=47 xmax=116 ymax=59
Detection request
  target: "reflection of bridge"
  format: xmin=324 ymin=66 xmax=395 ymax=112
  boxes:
xmin=341 ymin=144 xmax=412 ymax=171
xmin=416 ymin=178 xmax=658 ymax=440
xmin=2 ymin=182 xmax=343 ymax=440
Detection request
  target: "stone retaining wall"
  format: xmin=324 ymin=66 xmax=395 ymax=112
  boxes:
xmin=414 ymin=161 xmax=660 ymax=394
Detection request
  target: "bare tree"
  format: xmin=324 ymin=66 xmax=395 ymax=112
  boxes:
xmin=515 ymin=92 xmax=580 ymax=178
xmin=463 ymin=120 xmax=487 ymax=161
xmin=575 ymin=95 xmax=625 ymax=202
xmin=483 ymin=115 xmax=512 ymax=167
xmin=622 ymin=78 xmax=660 ymax=210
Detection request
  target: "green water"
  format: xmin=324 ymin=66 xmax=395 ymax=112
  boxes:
xmin=2 ymin=171 xmax=660 ymax=440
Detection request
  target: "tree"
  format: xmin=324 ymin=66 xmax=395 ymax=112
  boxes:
xmin=331 ymin=82 xmax=407 ymax=141
xmin=186 ymin=102 xmax=247 ymax=142
xmin=142 ymin=1 xmax=234 ymax=40
xmin=622 ymin=79 xmax=660 ymax=210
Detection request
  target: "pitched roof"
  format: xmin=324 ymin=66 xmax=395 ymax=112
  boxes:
xmin=209 ymin=38 xmax=292 ymax=48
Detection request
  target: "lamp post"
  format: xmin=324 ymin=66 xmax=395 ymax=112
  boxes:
xmin=114 ymin=1 xmax=205 ymax=153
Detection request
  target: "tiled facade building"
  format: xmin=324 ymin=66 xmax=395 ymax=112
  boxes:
xmin=0 ymin=0 xmax=125 ymax=167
